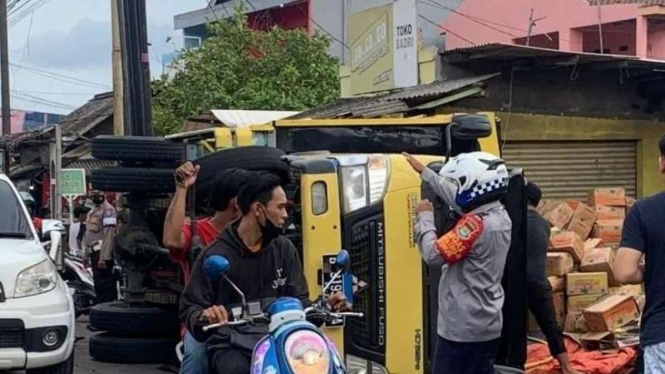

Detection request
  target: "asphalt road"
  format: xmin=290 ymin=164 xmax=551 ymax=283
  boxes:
xmin=11 ymin=316 xmax=175 ymax=374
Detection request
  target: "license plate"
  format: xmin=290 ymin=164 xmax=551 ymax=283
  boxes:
xmin=321 ymin=255 xmax=345 ymax=327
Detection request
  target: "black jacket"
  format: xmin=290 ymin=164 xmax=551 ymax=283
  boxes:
xmin=526 ymin=209 xmax=566 ymax=356
xmin=179 ymin=220 xmax=310 ymax=345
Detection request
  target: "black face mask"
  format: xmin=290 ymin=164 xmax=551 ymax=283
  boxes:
xmin=92 ymin=195 xmax=104 ymax=205
xmin=258 ymin=206 xmax=282 ymax=243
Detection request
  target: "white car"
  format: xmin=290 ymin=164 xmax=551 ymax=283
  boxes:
xmin=0 ymin=173 xmax=75 ymax=374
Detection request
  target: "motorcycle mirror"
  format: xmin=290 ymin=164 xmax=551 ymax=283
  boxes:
xmin=203 ymin=255 xmax=230 ymax=280
xmin=332 ymin=249 xmax=350 ymax=274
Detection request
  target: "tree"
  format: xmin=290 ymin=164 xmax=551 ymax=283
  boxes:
xmin=152 ymin=9 xmax=340 ymax=135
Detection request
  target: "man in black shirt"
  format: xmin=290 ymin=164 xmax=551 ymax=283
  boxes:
xmin=614 ymin=135 xmax=665 ymax=373
xmin=525 ymin=182 xmax=579 ymax=374
xmin=179 ymin=172 xmax=349 ymax=374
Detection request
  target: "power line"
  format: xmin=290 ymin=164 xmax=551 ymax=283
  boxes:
xmin=9 ymin=62 xmax=110 ymax=89
xmin=294 ymin=3 xmax=350 ymax=51
xmin=418 ymin=14 xmax=475 ymax=46
xmin=420 ymin=0 xmax=519 ymax=38
xmin=13 ymin=89 xmax=98 ymax=96
xmin=11 ymin=91 xmax=76 ymax=110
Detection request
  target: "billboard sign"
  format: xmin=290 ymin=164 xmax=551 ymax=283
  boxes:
xmin=349 ymin=0 xmax=418 ymax=95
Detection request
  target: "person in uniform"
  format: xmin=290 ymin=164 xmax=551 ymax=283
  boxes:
xmin=83 ymin=190 xmax=118 ymax=304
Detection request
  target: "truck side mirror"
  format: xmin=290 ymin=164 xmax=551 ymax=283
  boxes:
xmin=444 ymin=114 xmax=492 ymax=163
xmin=332 ymin=249 xmax=350 ymax=274
xmin=203 ymin=255 xmax=230 ymax=280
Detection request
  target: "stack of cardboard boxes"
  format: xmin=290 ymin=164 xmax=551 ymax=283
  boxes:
xmin=531 ymin=188 xmax=644 ymax=349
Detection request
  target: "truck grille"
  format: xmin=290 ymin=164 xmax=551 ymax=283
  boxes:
xmin=344 ymin=210 xmax=386 ymax=365
xmin=0 ymin=319 xmax=24 ymax=348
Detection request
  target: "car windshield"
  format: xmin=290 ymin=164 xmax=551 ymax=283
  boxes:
xmin=0 ymin=180 xmax=33 ymax=240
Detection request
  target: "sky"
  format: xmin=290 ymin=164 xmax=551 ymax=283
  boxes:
xmin=6 ymin=0 xmax=208 ymax=115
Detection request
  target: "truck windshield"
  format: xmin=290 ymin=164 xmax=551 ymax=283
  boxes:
xmin=0 ymin=180 xmax=33 ymax=239
xmin=277 ymin=125 xmax=480 ymax=156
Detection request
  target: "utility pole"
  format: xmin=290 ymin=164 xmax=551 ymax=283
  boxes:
xmin=597 ymin=1 xmax=604 ymax=53
xmin=49 ymin=125 xmax=62 ymax=219
xmin=0 ymin=0 xmax=10 ymax=174
xmin=526 ymin=8 xmax=534 ymax=46
xmin=111 ymin=0 xmax=124 ymax=136
xmin=119 ymin=0 xmax=152 ymax=136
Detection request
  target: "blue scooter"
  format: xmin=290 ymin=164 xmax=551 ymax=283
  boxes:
xmin=202 ymin=250 xmax=363 ymax=374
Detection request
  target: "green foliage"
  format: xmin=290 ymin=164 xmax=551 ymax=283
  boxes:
xmin=152 ymin=9 xmax=340 ymax=135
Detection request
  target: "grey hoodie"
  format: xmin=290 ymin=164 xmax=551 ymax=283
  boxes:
xmin=416 ymin=168 xmax=512 ymax=342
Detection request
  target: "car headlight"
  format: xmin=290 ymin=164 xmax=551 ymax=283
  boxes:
xmin=345 ymin=354 xmax=390 ymax=374
xmin=285 ymin=331 xmax=330 ymax=374
xmin=340 ymin=155 xmax=389 ymax=214
xmin=15 ymin=259 xmax=57 ymax=298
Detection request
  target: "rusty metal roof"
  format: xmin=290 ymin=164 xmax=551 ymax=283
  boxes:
xmin=386 ymin=73 xmax=500 ymax=101
xmin=290 ymin=74 xmax=500 ymax=119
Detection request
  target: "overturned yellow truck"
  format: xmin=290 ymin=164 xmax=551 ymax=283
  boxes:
xmin=166 ymin=113 xmax=528 ymax=373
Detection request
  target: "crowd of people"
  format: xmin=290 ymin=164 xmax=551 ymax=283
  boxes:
xmin=52 ymin=136 xmax=665 ymax=374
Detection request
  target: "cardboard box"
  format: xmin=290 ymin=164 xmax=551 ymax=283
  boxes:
xmin=581 ymin=331 xmax=615 ymax=350
xmin=566 ymin=202 xmax=598 ymax=240
xmin=546 ymin=253 xmax=574 ymax=277
xmin=595 ymin=205 xmax=625 ymax=221
xmin=566 ymin=272 xmax=608 ymax=296
xmin=637 ymin=295 xmax=646 ymax=312
xmin=550 ymin=231 xmax=584 ymax=263
xmin=589 ymin=188 xmax=626 ymax=207
xmin=580 ymin=247 xmax=618 ymax=285
xmin=542 ymin=201 xmax=575 ymax=229
xmin=584 ymin=238 xmax=604 ymax=251
xmin=568 ymin=294 xmax=604 ymax=313
xmin=583 ymin=295 xmax=640 ymax=332
xmin=593 ymin=220 xmax=624 ymax=246
xmin=548 ymin=276 xmax=565 ymax=293
xmin=565 ymin=312 xmax=589 ymax=333
xmin=609 ymin=284 xmax=644 ymax=298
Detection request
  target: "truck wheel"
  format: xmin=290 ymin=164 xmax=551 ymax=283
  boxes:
xmin=92 ymin=135 xmax=183 ymax=162
xmin=26 ymin=351 xmax=74 ymax=374
xmin=89 ymin=302 xmax=179 ymax=336
xmin=89 ymin=333 xmax=177 ymax=364
xmin=91 ymin=167 xmax=175 ymax=193
xmin=194 ymin=146 xmax=289 ymax=196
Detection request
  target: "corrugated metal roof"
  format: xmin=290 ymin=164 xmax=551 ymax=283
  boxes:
xmin=64 ymin=159 xmax=116 ymax=175
xmin=587 ymin=0 xmax=665 ymax=5
xmin=386 ymin=73 xmax=500 ymax=101
xmin=441 ymin=43 xmax=665 ymax=69
xmin=290 ymin=75 xmax=498 ymax=119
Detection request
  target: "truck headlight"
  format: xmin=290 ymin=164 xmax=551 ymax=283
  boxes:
xmin=345 ymin=354 xmax=389 ymax=374
xmin=340 ymin=155 xmax=389 ymax=214
xmin=15 ymin=259 xmax=57 ymax=298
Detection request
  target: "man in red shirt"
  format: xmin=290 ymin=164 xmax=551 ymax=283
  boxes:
xmin=164 ymin=161 xmax=250 ymax=282
xmin=163 ymin=161 xmax=249 ymax=374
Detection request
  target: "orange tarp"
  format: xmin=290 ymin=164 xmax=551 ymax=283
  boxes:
xmin=526 ymin=337 xmax=637 ymax=374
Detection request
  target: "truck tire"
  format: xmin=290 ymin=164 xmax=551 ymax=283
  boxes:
xmin=92 ymin=136 xmax=183 ymax=162
xmin=194 ymin=146 xmax=289 ymax=195
xmin=27 ymin=351 xmax=74 ymax=374
xmin=91 ymin=167 xmax=175 ymax=193
xmin=89 ymin=333 xmax=177 ymax=364
xmin=89 ymin=302 xmax=179 ymax=336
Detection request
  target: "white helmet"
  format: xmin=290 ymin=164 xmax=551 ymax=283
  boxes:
xmin=437 ymin=151 xmax=509 ymax=213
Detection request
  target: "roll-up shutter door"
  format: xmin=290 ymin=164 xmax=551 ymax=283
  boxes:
xmin=502 ymin=141 xmax=637 ymax=201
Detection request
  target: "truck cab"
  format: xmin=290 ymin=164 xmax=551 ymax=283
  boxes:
xmin=268 ymin=113 xmax=527 ymax=373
